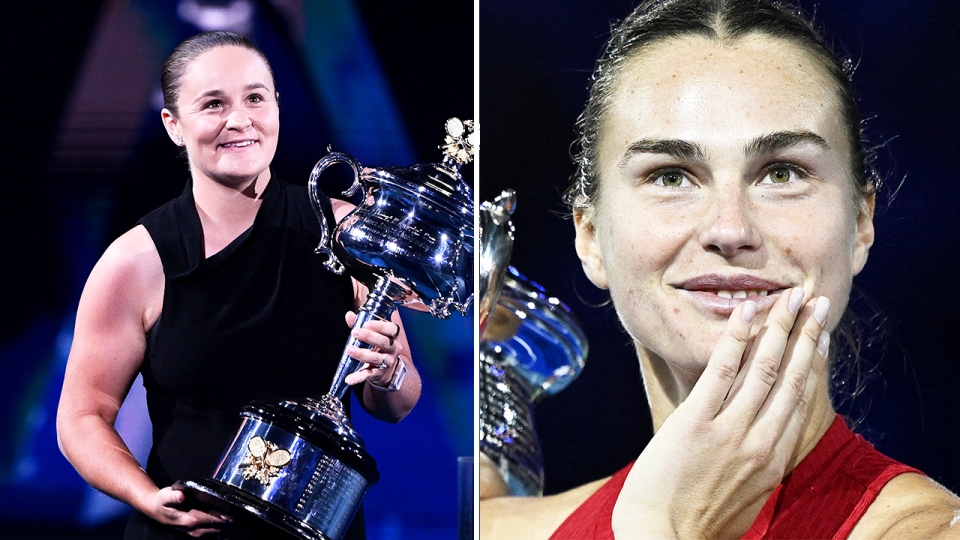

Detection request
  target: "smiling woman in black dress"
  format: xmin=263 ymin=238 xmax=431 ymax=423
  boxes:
xmin=56 ymin=31 xmax=419 ymax=540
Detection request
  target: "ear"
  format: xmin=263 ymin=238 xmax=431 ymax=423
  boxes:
xmin=852 ymin=193 xmax=875 ymax=275
xmin=161 ymin=108 xmax=181 ymax=145
xmin=574 ymin=207 xmax=609 ymax=289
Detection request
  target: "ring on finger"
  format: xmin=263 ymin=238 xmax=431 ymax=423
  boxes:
xmin=378 ymin=353 xmax=387 ymax=370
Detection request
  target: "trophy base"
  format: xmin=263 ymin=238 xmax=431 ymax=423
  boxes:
xmin=174 ymin=478 xmax=329 ymax=540
xmin=174 ymin=397 xmax=378 ymax=540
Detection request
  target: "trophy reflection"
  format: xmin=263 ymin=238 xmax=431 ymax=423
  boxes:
xmin=479 ymin=191 xmax=589 ymax=497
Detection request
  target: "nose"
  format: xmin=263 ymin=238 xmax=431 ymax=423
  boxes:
xmin=225 ymin=108 xmax=252 ymax=131
xmin=698 ymin=186 xmax=762 ymax=257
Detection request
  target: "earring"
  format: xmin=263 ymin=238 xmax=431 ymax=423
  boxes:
xmin=175 ymin=135 xmax=183 ymax=146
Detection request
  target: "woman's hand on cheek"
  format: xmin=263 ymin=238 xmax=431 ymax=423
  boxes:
xmin=143 ymin=486 xmax=235 ymax=537
xmin=612 ymin=289 xmax=830 ymax=540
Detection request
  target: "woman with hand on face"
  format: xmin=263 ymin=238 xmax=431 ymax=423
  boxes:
xmin=56 ymin=31 xmax=420 ymax=539
xmin=480 ymin=1 xmax=960 ymax=539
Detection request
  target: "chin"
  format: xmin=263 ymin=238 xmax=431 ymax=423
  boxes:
xmin=219 ymin=165 xmax=270 ymax=183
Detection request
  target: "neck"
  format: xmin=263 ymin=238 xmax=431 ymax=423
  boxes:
xmin=638 ymin=345 xmax=836 ymax=474
xmin=191 ymin=169 xmax=271 ymax=257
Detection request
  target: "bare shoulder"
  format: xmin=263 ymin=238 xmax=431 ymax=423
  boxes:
xmin=95 ymin=225 xmax=163 ymax=290
xmin=81 ymin=225 xmax=164 ymax=330
xmin=849 ymin=473 xmax=960 ymax=540
xmin=480 ymin=477 xmax=609 ymax=540
xmin=96 ymin=225 xmax=158 ymax=266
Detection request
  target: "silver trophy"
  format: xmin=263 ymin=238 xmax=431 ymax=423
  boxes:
xmin=312 ymin=118 xmax=475 ymax=399
xmin=479 ymin=193 xmax=588 ymax=497
xmin=176 ymin=119 xmax=475 ymax=540
xmin=479 ymin=190 xmax=516 ymax=335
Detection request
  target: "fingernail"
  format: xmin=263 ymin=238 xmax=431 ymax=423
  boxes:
xmin=741 ymin=300 xmax=757 ymax=323
xmin=814 ymin=296 xmax=830 ymax=325
xmin=817 ymin=331 xmax=830 ymax=357
xmin=788 ymin=287 xmax=805 ymax=314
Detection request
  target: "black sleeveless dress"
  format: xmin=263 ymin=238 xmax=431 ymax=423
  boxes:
xmin=124 ymin=177 xmax=363 ymax=539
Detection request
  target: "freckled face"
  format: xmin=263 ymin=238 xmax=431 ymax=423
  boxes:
xmin=165 ymin=46 xmax=279 ymax=186
xmin=574 ymin=35 xmax=873 ymax=375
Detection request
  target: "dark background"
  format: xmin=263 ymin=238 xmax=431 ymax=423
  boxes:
xmin=480 ymin=0 xmax=960 ymax=498
xmin=5 ymin=1 xmax=473 ymax=538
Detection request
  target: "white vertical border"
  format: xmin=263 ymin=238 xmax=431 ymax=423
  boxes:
xmin=473 ymin=0 xmax=481 ymax=537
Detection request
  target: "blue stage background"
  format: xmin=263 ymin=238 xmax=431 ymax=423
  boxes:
xmin=480 ymin=0 xmax=960 ymax=499
xmin=4 ymin=1 xmax=473 ymax=538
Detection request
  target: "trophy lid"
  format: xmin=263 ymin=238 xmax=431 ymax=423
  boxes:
xmin=365 ymin=162 xmax=474 ymax=227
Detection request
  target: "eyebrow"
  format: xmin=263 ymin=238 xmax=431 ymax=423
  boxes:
xmin=619 ymin=130 xmax=829 ymax=168
xmin=619 ymin=138 xmax=705 ymax=168
xmin=745 ymin=130 xmax=830 ymax=156
xmin=193 ymin=83 xmax=271 ymax=103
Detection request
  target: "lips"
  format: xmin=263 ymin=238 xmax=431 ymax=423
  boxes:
xmin=676 ymin=274 xmax=790 ymax=316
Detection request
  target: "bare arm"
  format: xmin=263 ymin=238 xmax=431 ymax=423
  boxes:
xmin=480 ymin=477 xmax=609 ymax=540
xmin=57 ymin=226 xmax=161 ymax=508
xmin=56 ymin=225 xmax=230 ymax=537
xmin=850 ymin=473 xmax=960 ymax=540
xmin=478 ymin=450 xmax=607 ymax=540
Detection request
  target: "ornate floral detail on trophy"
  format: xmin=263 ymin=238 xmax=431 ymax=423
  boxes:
xmin=238 ymin=435 xmax=292 ymax=486
xmin=441 ymin=117 xmax=478 ymax=165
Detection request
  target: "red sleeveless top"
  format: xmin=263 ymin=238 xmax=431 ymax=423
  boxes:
xmin=550 ymin=414 xmax=921 ymax=540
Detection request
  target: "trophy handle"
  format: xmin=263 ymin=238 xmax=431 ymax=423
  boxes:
xmin=308 ymin=151 xmax=364 ymax=275
xmin=427 ymin=228 xmax=474 ymax=318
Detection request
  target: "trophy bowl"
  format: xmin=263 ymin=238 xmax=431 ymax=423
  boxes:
xmin=309 ymin=119 xmax=475 ymax=320
xmin=483 ymin=267 xmax=588 ymax=400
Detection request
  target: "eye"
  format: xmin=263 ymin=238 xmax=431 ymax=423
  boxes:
xmin=204 ymin=99 xmax=222 ymax=110
xmin=651 ymin=169 xmax=693 ymax=188
xmin=248 ymin=93 xmax=264 ymax=103
xmin=767 ymin=167 xmax=792 ymax=183
xmin=759 ymin=164 xmax=805 ymax=185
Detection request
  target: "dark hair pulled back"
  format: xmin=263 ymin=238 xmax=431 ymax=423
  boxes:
xmin=564 ymin=0 xmax=880 ymax=210
xmin=161 ymin=30 xmax=274 ymax=117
